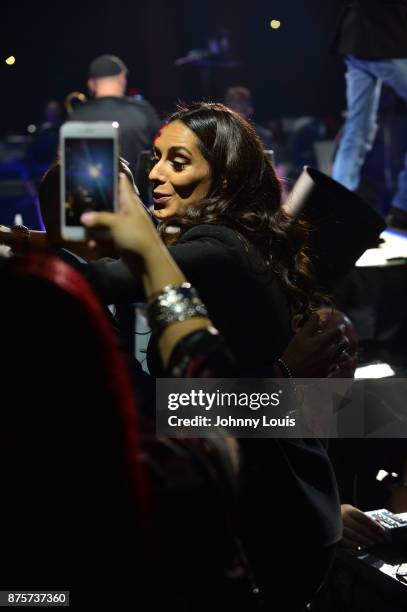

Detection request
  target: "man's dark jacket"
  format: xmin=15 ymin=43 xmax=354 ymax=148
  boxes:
xmin=70 ymin=96 xmax=161 ymax=176
xmin=332 ymin=0 xmax=407 ymax=58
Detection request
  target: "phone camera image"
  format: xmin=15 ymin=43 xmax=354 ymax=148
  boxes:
xmin=64 ymin=138 xmax=115 ymax=226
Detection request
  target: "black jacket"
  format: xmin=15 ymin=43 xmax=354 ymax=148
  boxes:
xmin=332 ymin=0 xmax=407 ymax=59
xmin=87 ymin=224 xmax=294 ymax=374
xmin=85 ymin=225 xmax=342 ymax=606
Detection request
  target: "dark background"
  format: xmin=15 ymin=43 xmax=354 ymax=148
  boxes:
xmin=1 ymin=0 xmax=345 ymax=134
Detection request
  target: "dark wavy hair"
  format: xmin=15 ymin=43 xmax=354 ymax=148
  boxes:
xmin=158 ymin=102 xmax=319 ymax=313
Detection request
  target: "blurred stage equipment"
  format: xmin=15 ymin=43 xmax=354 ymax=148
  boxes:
xmin=284 ymin=166 xmax=386 ymax=290
xmin=175 ymin=28 xmax=241 ymax=99
xmin=64 ymin=91 xmax=87 ymax=115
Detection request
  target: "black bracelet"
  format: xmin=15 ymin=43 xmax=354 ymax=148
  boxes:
xmin=276 ymin=357 xmax=293 ymax=378
xmin=276 ymin=357 xmax=298 ymax=397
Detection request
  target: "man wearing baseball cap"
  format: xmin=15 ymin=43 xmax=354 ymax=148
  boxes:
xmin=70 ymin=54 xmax=161 ymax=177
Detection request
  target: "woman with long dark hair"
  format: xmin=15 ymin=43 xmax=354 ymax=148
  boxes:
xmin=85 ymin=102 xmax=346 ymax=377
xmin=82 ymin=102 xmax=344 ymax=611
xmin=153 ymin=102 xmax=315 ymax=314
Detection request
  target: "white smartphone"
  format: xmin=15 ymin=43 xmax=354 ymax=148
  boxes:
xmin=60 ymin=121 xmax=119 ymax=240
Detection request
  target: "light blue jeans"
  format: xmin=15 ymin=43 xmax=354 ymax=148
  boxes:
xmin=332 ymin=55 xmax=407 ymax=212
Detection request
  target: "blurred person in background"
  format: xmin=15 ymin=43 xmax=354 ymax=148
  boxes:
xmin=25 ymin=100 xmax=63 ymax=194
xmin=224 ymin=86 xmax=274 ymax=151
xmin=70 ymin=54 xmax=161 ymax=177
xmin=331 ymin=0 xmax=407 ymax=230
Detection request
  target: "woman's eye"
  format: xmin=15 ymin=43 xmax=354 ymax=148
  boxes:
xmin=172 ymin=160 xmax=187 ymax=171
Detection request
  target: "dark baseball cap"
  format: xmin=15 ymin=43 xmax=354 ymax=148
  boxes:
xmin=88 ymin=55 xmax=128 ymax=78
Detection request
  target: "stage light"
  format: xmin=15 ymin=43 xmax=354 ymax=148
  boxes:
xmin=88 ymin=164 xmax=102 ymax=178
xmin=376 ymin=470 xmax=389 ymax=482
xmin=5 ymin=55 xmax=16 ymax=66
xmin=270 ymin=20 xmax=281 ymax=30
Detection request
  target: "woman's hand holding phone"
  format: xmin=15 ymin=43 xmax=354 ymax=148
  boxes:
xmin=81 ymin=173 xmax=162 ymax=266
xmin=82 ymin=173 xmax=185 ymax=303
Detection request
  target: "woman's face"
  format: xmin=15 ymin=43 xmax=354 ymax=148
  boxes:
xmin=149 ymin=121 xmax=212 ymax=220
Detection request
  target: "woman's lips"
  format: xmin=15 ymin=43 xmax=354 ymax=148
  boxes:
xmin=153 ymin=192 xmax=171 ymax=204
xmin=152 ymin=194 xmax=172 ymax=209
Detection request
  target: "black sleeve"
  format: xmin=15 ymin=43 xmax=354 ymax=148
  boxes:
xmin=167 ymin=328 xmax=238 ymax=377
xmin=167 ymin=231 xmax=241 ymax=317
xmin=168 ymin=232 xmax=237 ymax=279
xmin=86 ymin=257 xmax=145 ymax=304
xmin=85 ymin=229 xmax=238 ymax=306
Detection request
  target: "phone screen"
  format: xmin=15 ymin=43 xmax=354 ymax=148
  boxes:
xmin=63 ymin=137 xmax=115 ymax=226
